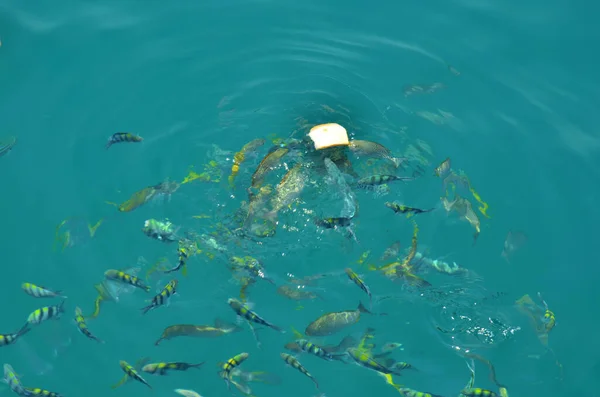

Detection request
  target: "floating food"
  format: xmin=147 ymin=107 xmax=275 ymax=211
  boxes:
xmin=308 ymin=123 xmax=349 ymax=150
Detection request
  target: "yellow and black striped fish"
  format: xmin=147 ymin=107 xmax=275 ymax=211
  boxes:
xmin=227 ymin=298 xmax=283 ymax=332
xmin=314 ymin=216 xmax=353 ymax=229
xmin=24 ymin=387 xmax=64 ymax=397
xmin=219 ymin=352 xmax=249 ymax=389
xmin=384 ymin=202 xmax=434 ymax=216
xmin=163 ymin=244 xmax=189 ymax=275
xmin=141 ymin=362 xmax=204 ymax=375
xmin=4 ymin=364 xmax=28 ymax=396
xmin=0 ymin=328 xmax=30 ymax=347
xmin=104 ymin=269 xmax=150 ymax=292
xmin=141 ymin=279 xmax=178 ymax=314
xmin=280 ymin=353 xmax=320 ymax=390
xmin=21 ymin=283 xmax=65 ymax=299
xmin=356 ymin=175 xmax=414 ymax=188
xmin=346 ymin=347 xmax=402 ymax=376
xmin=74 ymin=307 xmax=103 ymax=343
xmin=397 ymin=387 xmax=444 ymax=397
xmin=295 ymin=339 xmax=340 ymax=361
xmin=344 ymin=268 xmax=372 ymax=309
xmin=461 ymin=388 xmax=498 ymax=397
xmin=22 ymin=300 xmax=66 ymax=332
xmin=105 ymin=132 xmax=143 ymax=149
xmin=119 ymin=360 xmax=152 ymax=389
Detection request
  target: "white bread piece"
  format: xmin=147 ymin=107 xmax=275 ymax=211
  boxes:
xmin=308 ymin=123 xmax=350 ymax=150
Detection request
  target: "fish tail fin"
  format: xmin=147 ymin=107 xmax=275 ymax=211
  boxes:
xmin=58 ymin=299 xmax=67 ymax=314
xmin=270 ymin=323 xmax=286 ymax=333
xmin=105 ymin=142 xmax=112 ymax=150
xmin=17 ymin=324 xmax=31 ymax=338
xmin=191 ymin=362 xmax=205 ymax=369
xmin=140 ymin=304 xmax=153 ymax=315
xmin=154 ymin=338 xmax=163 ymax=346
xmin=357 ymin=301 xmax=371 ymax=314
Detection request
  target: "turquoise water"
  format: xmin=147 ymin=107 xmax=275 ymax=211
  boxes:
xmin=1 ymin=0 xmax=598 ymax=396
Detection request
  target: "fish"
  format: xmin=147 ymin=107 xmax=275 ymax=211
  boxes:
xmin=294 ymin=339 xmax=342 ymax=361
xmin=227 ymin=298 xmax=283 ymax=332
xmin=119 ymin=360 xmax=152 ymax=389
xmin=348 ymin=140 xmax=403 ymax=167
xmin=403 ymin=83 xmax=445 ymax=97
xmin=229 ymin=138 xmax=266 ymax=188
xmin=22 ymin=300 xmax=66 ymax=332
xmin=380 ymin=342 xmax=403 ymax=353
xmin=141 ymin=279 xmax=178 ymax=315
xmin=105 ymin=132 xmax=143 ymax=149
xmin=155 ymin=319 xmax=242 ymax=345
xmin=141 ymin=362 xmax=204 ymax=375
xmin=0 ymin=136 xmax=17 ymax=157
xmin=267 ymin=162 xmax=307 ymax=218
xmin=345 ymin=268 xmax=372 ymax=309
xmin=397 ymin=387 xmax=444 ymax=397
xmin=346 ymin=347 xmax=403 ymax=376
xmin=3 ymin=364 xmax=28 ymax=396
xmin=380 ymin=241 xmax=401 ymax=262
xmin=250 ymin=146 xmax=290 ymax=190
xmin=315 ymin=216 xmax=353 ymax=229
xmin=501 ymin=230 xmax=527 ymax=263
xmin=0 ymin=328 xmax=30 ymax=347
xmin=24 ymin=388 xmax=63 ymax=397
xmin=163 ymin=242 xmax=190 ymax=275
xmin=174 ymin=389 xmax=202 ymax=397
xmin=461 ymin=388 xmax=498 ymax=397
xmin=280 ymin=353 xmax=320 ymax=390
xmin=305 ymin=302 xmax=371 ymax=336
xmin=21 ymin=283 xmax=65 ymax=299
xmin=384 ymin=202 xmax=434 ymax=216
xmin=142 ymin=219 xmax=178 ymax=242
xmin=218 ymin=352 xmax=249 ymax=390
xmin=355 ymin=175 xmax=414 ymax=188
xmin=104 ymin=269 xmax=151 ymax=292
xmin=74 ymin=307 xmax=103 ymax=343
xmin=276 ymin=285 xmax=324 ymax=301
xmin=434 ymin=157 xmax=451 ymax=178
xmin=441 ymin=195 xmax=480 ymax=244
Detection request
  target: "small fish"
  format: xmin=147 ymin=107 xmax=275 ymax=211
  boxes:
xmin=22 ymin=300 xmax=66 ymax=331
xmin=434 ymin=157 xmax=451 ymax=178
xmin=174 ymin=389 xmax=202 ymax=397
xmin=346 ymin=347 xmax=402 ymax=376
xmin=0 ymin=328 xmax=30 ymax=347
xmin=501 ymin=230 xmax=527 ymax=263
xmin=163 ymin=244 xmax=189 ymax=275
xmin=250 ymin=146 xmax=290 ymax=189
xmin=280 ymin=353 xmax=320 ymax=390
xmin=397 ymin=387 xmax=444 ymax=397
xmin=219 ymin=352 xmax=249 ymax=390
xmin=345 ymin=268 xmax=372 ymax=309
xmin=141 ymin=279 xmax=178 ymax=315
xmin=461 ymin=388 xmax=498 ymax=397
xmin=276 ymin=285 xmax=323 ymax=301
xmin=305 ymin=302 xmax=371 ymax=336
xmin=0 ymin=136 xmax=17 ymax=157
xmin=227 ymin=298 xmax=283 ymax=332
xmin=380 ymin=342 xmax=403 ymax=353
xmin=315 ymin=216 xmax=353 ymax=229
xmin=24 ymin=388 xmax=63 ymax=397
xmin=104 ymin=269 xmax=151 ymax=292
xmin=119 ymin=360 xmax=152 ymax=389
xmin=348 ymin=140 xmax=403 ymax=167
xmin=295 ymin=339 xmax=340 ymax=361
xmin=142 ymin=362 xmax=204 ymax=375
xmin=356 ymin=175 xmax=414 ymax=188
xmin=385 ymin=202 xmax=434 ymax=216
xmin=3 ymin=364 xmax=28 ymax=396
xmin=21 ymin=283 xmax=65 ymax=299
xmin=142 ymin=219 xmax=178 ymax=242
xmin=403 ymin=83 xmax=445 ymax=97
xmin=74 ymin=307 xmax=103 ymax=343
xmin=105 ymin=132 xmax=143 ymax=149
xmin=229 ymin=138 xmax=266 ymax=188
xmin=155 ymin=319 xmax=241 ymax=345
